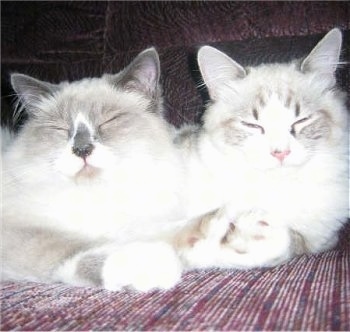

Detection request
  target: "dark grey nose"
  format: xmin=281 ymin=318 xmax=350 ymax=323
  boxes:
xmin=72 ymin=122 xmax=95 ymax=159
xmin=72 ymin=143 xmax=94 ymax=158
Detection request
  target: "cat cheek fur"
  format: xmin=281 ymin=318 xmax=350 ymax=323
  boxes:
xmin=86 ymin=142 xmax=118 ymax=170
xmin=54 ymin=145 xmax=85 ymax=177
xmin=241 ymin=135 xmax=278 ymax=169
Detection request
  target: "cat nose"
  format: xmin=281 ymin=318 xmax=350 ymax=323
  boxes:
xmin=72 ymin=143 xmax=94 ymax=159
xmin=271 ymin=149 xmax=290 ymax=162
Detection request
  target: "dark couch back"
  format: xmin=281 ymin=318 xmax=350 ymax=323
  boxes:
xmin=2 ymin=2 xmax=349 ymax=128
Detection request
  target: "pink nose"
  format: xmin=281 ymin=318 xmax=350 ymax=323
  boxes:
xmin=271 ymin=149 xmax=290 ymax=162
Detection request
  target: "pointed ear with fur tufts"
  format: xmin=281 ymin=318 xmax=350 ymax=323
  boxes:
xmin=300 ymin=28 xmax=342 ymax=86
xmin=11 ymin=73 xmax=59 ymax=111
xmin=197 ymin=46 xmax=246 ymax=101
xmin=111 ymin=47 xmax=161 ymax=100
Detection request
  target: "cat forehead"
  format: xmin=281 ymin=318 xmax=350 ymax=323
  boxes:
xmin=256 ymin=94 xmax=297 ymax=122
xmin=241 ymin=64 xmax=307 ymax=108
xmin=55 ymin=81 xmax=146 ymax=116
xmin=245 ymin=63 xmax=303 ymax=89
xmin=59 ymin=78 xmax=118 ymax=101
xmin=253 ymin=88 xmax=300 ymax=109
xmin=247 ymin=61 xmax=300 ymax=76
xmin=235 ymin=85 xmax=304 ymax=121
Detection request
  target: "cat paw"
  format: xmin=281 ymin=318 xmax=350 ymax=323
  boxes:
xmin=102 ymin=241 xmax=183 ymax=292
xmin=220 ymin=211 xmax=290 ymax=265
xmin=181 ymin=209 xmax=292 ymax=269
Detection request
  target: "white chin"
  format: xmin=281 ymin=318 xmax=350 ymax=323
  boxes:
xmin=249 ymin=158 xmax=280 ymax=170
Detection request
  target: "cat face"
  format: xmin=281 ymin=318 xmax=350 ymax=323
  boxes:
xmin=10 ymin=48 xmax=168 ymax=179
xmin=198 ymin=29 xmax=347 ymax=170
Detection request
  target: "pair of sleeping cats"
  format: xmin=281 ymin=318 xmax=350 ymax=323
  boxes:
xmin=2 ymin=28 xmax=348 ymax=292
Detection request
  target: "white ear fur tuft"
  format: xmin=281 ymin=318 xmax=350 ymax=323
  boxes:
xmin=198 ymin=46 xmax=246 ymax=101
xmin=301 ymin=28 xmax=342 ymax=80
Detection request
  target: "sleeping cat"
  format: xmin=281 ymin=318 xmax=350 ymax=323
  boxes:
xmin=1 ymin=48 xmax=187 ymax=291
xmin=174 ymin=28 xmax=349 ymax=269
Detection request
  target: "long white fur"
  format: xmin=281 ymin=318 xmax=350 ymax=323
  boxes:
xmin=2 ymin=30 xmax=348 ymax=290
xmin=2 ymin=49 xmax=186 ymax=291
xmin=176 ymin=28 xmax=349 ymax=268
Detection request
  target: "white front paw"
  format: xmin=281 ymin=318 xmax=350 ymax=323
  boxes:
xmin=224 ymin=210 xmax=291 ymax=266
xmin=102 ymin=242 xmax=183 ymax=292
xmin=183 ymin=209 xmax=292 ymax=269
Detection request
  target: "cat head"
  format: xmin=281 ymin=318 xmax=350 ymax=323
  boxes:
xmin=10 ymin=48 xmax=170 ymax=179
xmin=198 ymin=28 xmax=348 ymax=169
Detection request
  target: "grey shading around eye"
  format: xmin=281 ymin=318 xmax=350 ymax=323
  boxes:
xmin=290 ymin=116 xmax=310 ymax=136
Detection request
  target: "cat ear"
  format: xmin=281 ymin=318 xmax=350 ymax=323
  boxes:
xmin=113 ymin=47 xmax=160 ymax=99
xmin=198 ymin=46 xmax=246 ymax=100
xmin=11 ymin=73 xmax=59 ymax=110
xmin=300 ymin=28 xmax=342 ymax=84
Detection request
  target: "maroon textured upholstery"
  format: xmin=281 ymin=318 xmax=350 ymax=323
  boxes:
xmin=1 ymin=238 xmax=350 ymax=330
xmin=1 ymin=1 xmax=349 ymax=330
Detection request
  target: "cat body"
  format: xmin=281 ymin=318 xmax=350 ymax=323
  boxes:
xmin=2 ymin=48 xmax=186 ymax=291
xmin=175 ymin=28 xmax=349 ymax=269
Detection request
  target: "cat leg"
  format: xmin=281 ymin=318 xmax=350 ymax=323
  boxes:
xmin=175 ymin=208 xmax=298 ymax=269
xmin=3 ymin=224 xmax=182 ymax=291
xmin=55 ymin=241 xmax=183 ymax=292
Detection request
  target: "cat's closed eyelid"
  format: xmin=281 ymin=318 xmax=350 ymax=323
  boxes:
xmin=290 ymin=116 xmax=312 ymax=136
xmin=99 ymin=112 xmax=129 ymax=129
xmin=241 ymin=121 xmax=265 ymax=134
xmin=293 ymin=116 xmax=311 ymax=126
xmin=47 ymin=125 xmax=69 ymax=133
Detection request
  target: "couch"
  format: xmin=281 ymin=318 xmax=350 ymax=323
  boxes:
xmin=1 ymin=2 xmax=349 ymax=330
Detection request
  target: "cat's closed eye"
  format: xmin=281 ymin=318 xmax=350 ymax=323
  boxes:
xmin=47 ymin=125 xmax=69 ymax=134
xmin=99 ymin=113 xmax=129 ymax=130
xmin=241 ymin=121 xmax=265 ymax=134
xmin=290 ymin=117 xmax=310 ymax=136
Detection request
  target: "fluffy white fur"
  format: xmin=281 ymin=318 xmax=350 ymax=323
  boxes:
xmin=2 ymin=48 xmax=185 ymax=291
xmin=176 ymin=28 xmax=349 ymax=268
